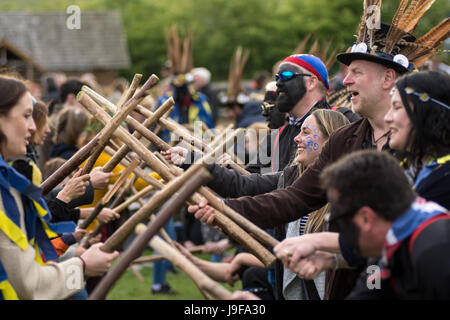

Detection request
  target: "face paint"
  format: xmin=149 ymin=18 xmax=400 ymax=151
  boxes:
xmin=275 ymin=64 xmax=308 ymax=113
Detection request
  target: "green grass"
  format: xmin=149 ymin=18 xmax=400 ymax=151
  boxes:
xmin=106 ymin=250 xmax=238 ymax=300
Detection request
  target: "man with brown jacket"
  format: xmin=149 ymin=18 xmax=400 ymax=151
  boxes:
xmin=189 ymin=28 xmax=407 ymax=231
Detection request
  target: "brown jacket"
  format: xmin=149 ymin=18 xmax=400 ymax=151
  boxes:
xmin=227 ymin=118 xmax=373 ymax=229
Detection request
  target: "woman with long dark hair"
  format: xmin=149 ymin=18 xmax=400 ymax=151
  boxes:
xmin=385 ymin=70 xmax=450 ymax=208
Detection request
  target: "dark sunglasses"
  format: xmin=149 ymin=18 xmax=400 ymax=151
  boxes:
xmin=275 ymin=71 xmax=312 ymax=82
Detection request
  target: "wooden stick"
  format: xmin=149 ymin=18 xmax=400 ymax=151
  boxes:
xmin=104 ymin=149 xmax=165 ymax=190
xmin=88 ymin=168 xmax=212 ymax=300
xmin=78 ymin=158 xmax=139 ymax=230
xmin=96 ymin=96 xmax=175 ymax=173
xmin=112 ymin=184 xmax=155 ymax=213
xmin=80 ymin=94 xmax=276 ymax=265
xmin=39 ymin=135 xmax=99 ymax=195
xmin=146 ymin=236 xmax=233 ymax=300
xmin=130 ymin=245 xmax=205 ymax=264
xmin=100 ymin=164 xmax=208 ymax=253
xmin=107 ymin=144 xmax=279 ymax=253
xmin=79 ymin=75 xmax=159 ymax=175
xmin=105 ymin=146 xmax=278 ymax=264
xmin=82 ymin=170 xmax=143 ymax=245
xmin=150 ymin=214 xmax=174 ymax=246
xmin=116 ymin=74 xmax=142 ymax=109
xmin=84 ymin=86 xmax=249 ymax=175
xmin=129 ymin=265 xmax=145 ymax=282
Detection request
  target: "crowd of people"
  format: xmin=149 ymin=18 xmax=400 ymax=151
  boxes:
xmin=0 ymin=0 xmax=449 ymax=301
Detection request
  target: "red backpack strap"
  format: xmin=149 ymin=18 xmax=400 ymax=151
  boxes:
xmin=408 ymin=213 xmax=450 ymax=255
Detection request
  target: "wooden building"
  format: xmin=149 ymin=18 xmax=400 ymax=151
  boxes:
xmin=0 ymin=10 xmax=131 ymax=85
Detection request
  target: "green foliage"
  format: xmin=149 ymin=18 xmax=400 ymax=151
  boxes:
xmin=1 ymin=0 xmax=448 ymax=80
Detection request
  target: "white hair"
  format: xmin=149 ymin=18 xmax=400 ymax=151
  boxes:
xmin=192 ymin=67 xmax=211 ymax=84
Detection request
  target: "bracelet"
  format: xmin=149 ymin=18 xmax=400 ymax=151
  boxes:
xmin=79 ymin=256 xmax=86 ymax=275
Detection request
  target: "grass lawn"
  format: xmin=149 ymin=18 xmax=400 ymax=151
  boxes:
xmin=106 ymin=249 xmax=239 ymax=300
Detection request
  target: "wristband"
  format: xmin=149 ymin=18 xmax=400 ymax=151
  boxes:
xmin=79 ymin=256 xmax=86 ymax=275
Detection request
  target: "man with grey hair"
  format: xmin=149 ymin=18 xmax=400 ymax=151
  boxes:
xmin=192 ymin=67 xmax=219 ymax=126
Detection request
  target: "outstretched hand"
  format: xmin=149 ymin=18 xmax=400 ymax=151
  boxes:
xmin=161 ymin=146 xmax=188 ymax=166
xmin=187 ymin=197 xmax=216 ymax=226
xmin=56 ymin=169 xmax=90 ymax=203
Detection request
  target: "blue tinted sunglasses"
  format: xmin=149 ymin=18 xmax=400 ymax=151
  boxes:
xmin=275 ymin=71 xmax=312 ymax=82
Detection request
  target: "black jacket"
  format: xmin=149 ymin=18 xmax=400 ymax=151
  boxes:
xmin=347 ymin=217 xmax=450 ymax=299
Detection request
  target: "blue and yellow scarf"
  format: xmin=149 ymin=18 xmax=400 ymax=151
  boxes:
xmin=379 ymin=198 xmax=448 ymax=281
xmin=0 ymin=156 xmax=75 ymax=299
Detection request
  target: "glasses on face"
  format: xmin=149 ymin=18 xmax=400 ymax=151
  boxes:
xmin=275 ymin=71 xmax=312 ymax=82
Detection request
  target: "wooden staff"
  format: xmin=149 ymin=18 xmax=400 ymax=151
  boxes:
xmin=129 ymin=265 xmax=144 ymax=282
xmin=153 ymin=107 xmax=172 ymax=136
xmin=106 ymin=142 xmax=279 ymax=250
xmin=96 ymin=96 xmax=175 ymax=173
xmin=104 ymin=148 xmax=164 ymax=190
xmin=130 ymin=245 xmax=205 ymax=264
xmin=100 ymin=163 xmax=207 ymax=253
xmin=84 ymin=85 xmax=248 ymax=176
xmin=40 ymin=135 xmax=99 ymax=195
xmin=78 ymin=158 xmax=139 ymax=231
xmin=146 ymin=109 xmax=250 ymax=175
xmin=39 ymin=75 xmax=155 ymax=194
xmin=79 ymin=94 xmax=277 ymax=265
xmin=116 ymin=73 xmax=143 ymax=109
xmin=88 ymin=167 xmax=212 ymax=300
xmin=104 ymin=146 xmax=279 ymax=259
xmin=80 ymin=74 xmax=159 ymax=175
xmin=147 ymin=236 xmax=232 ymax=300
xmin=112 ymin=184 xmax=155 ymax=214
xmin=83 ymin=169 xmax=144 ymax=244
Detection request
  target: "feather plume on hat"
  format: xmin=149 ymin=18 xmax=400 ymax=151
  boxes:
xmin=222 ymin=46 xmax=250 ymax=105
xmin=292 ymin=34 xmax=339 ymax=72
xmin=166 ymin=24 xmax=193 ymax=75
xmin=337 ymin=0 xmax=449 ymax=73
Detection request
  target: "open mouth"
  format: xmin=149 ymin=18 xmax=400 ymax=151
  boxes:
xmin=350 ymin=91 xmax=359 ymax=99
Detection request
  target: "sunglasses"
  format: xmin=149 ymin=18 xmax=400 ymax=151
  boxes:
xmin=275 ymin=71 xmax=312 ymax=82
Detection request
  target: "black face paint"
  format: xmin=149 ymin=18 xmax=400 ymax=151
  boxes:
xmin=275 ymin=64 xmax=308 ymax=113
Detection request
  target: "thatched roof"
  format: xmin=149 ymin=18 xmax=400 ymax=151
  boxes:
xmin=0 ymin=10 xmax=131 ymax=71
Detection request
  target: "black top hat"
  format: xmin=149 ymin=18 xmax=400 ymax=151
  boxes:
xmin=337 ymin=24 xmax=415 ymax=74
xmin=337 ymin=1 xmax=449 ymax=74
